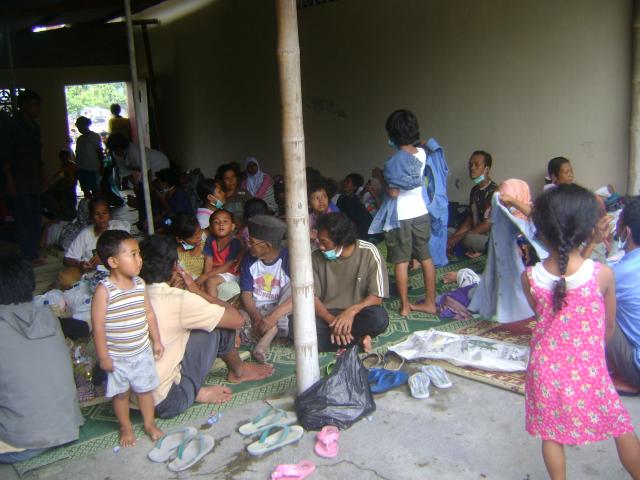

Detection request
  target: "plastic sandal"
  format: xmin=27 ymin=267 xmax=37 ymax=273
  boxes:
xmin=167 ymin=433 xmax=215 ymax=472
xmin=148 ymin=426 xmax=198 ymax=462
xmin=361 ymin=352 xmax=383 ymax=370
xmin=247 ymin=424 xmax=304 ymax=456
xmin=383 ymin=350 xmax=405 ymax=371
xmin=422 ymin=365 xmax=452 ymax=389
xmin=239 ymin=406 xmax=297 ymax=436
xmin=271 ymin=460 xmax=316 ymax=479
xmin=408 ymin=372 xmax=431 ymax=399
xmin=369 ymin=368 xmax=409 ymax=394
xmin=314 ymin=425 xmax=340 ymax=458
xmin=325 ymin=360 xmax=336 ymax=375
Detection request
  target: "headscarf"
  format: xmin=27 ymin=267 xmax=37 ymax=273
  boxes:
xmin=499 ymin=178 xmax=531 ymax=220
xmin=245 ymin=156 xmax=265 ymax=196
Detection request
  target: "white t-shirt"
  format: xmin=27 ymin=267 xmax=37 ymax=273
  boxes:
xmin=75 ymin=132 xmax=102 ymax=171
xmin=65 ymin=220 xmax=131 ymax=261
xmin=396 ymin=147 xmax=428 ymax=221
xmin=117 ymin=143 xmax=170 ymax=177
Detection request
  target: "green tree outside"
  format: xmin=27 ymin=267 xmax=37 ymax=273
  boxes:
xmin=65 ymin=82 xmax=127 ymax=119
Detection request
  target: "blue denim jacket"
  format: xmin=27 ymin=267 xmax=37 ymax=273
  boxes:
xmin=369 ymin=139 xmax=449 ymax=266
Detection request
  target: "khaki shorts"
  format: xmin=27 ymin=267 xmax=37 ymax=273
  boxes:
xmin=385 ymin=213 xmax=431 ymax=264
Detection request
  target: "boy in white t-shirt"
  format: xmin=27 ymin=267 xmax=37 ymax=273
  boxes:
xmin=380 ymin=110 xmax=436 ymax=317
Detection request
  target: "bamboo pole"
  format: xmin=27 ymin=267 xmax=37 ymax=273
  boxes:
xmin=124 ymin=0 xmax=154 ymax=234
xmin=276 ymin=0 xmax=320 ymax=393
xmin=630 ymin=0 xmax=640 ymax=195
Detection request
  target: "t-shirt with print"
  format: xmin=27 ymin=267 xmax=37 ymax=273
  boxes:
xmin=240 ymin=248 xmax=290 ymax=307
xmin=204 ymin=236 xmax=242 ymax=275
xmin=469 ymin=181 xmax=498 ymax=227
xmin=396 ymin=147 xmax=428 ymax=221
xmin=312 ymin=240 xmax=388 ymax=310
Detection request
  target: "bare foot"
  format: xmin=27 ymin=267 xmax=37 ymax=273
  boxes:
xmin=120 ymin=425 xmax=136 ymax=447
xmin=410 ymin=302 xmax=437 ymax=314
xmin=399 ymin=304 xmax=411 ymax=317
xmin=31 ymin=258 xmax=47 ymax=267
xmin=227 ymin=362 xmax=274 ymax=383
xmin=442 ymin=271 xmax=457 ymax=284
xmin=144 ymin=423 xmax=164 ymax=442
xmin=465 ymin=251 xmax=482 ymax=259
xmin=195 ymin=385 xmax=233 ymax=404
xmin=410 ymin=259 xmax=421 ymax=270
xmin=359 ymin=335 xmax=372 ymax=353
xmin=252 ymin=336 xmax=272 ymax=364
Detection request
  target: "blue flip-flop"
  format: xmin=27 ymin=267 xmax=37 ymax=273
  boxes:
xmin=369 ymin=368 xmax=409 ymax=394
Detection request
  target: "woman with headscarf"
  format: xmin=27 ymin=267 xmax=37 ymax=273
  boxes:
xmin=241 ymin=157 xmax=278 ymax=214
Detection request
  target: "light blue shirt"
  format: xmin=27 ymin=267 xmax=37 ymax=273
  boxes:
xmin=613 ymin=248 xmax=640 ymax=368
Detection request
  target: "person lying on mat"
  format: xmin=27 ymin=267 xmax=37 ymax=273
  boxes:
xmin=138 ymin=235 xmax=273 ymax=419
xmin=0 ymin=255 xmax=83 ymax=464
xmin=606 ymin=197 xmax=640 ymax=395
xmin=298 ymin=212 xmax=389 ymax=352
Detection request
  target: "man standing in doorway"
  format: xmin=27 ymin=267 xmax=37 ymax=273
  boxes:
xmin=1 ymin=90 xmax=45 ymax=265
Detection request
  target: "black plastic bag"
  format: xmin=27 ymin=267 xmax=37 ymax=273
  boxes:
xmin=295 ymin=345 xmax=375 ymax=430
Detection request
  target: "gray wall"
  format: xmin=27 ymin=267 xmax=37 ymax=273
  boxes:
xmin=147 ymin=0 xmax=632 ymax=200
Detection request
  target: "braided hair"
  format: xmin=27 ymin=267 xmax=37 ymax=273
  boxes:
xmin=531 ymin=184 xmax=600 ymax=313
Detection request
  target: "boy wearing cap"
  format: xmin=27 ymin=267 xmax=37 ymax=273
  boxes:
xmin=239 ymin=215 xmax=293 ymax=363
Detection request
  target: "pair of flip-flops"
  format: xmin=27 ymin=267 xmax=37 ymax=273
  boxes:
xmin=148 ymin=427 xmax=215 ymax=472
xmin=361 ymin=350 xmax=405 ymax=371
xmin=239 ymin=406 xmax=303 ymax=456
xmin=409 ymin=365 xmax=452 ymax=398
xmin=368 ymin=367 xmax=409 ymax=394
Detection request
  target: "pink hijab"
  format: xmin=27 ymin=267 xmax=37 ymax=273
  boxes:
xmin=499 ymin=179 xmax=531 ymax=220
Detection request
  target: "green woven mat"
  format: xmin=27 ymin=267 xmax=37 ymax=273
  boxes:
xmin=13 ymin=252 xmax=486 ymax=476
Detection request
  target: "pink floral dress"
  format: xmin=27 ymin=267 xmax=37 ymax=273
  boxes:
xmin=525 ymin=259 xmax=633 ymax=444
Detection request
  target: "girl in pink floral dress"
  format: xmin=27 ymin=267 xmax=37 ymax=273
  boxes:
xmin=522 ymin=184 xmax=640 ymax=479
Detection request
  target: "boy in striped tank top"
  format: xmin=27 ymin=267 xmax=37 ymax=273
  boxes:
xmin=92 ymin=230 xmax=164 ymax=447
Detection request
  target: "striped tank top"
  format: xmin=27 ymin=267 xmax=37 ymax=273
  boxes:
xmin=101 ymin=276 xmax=150 ymax=357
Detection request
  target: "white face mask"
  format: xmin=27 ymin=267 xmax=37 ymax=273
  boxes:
xmin=617 ymin=230 xmax=628 ymax=251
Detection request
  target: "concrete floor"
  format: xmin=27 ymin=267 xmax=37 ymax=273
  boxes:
xmin=2 ymin=373 xmax=638 ymax=480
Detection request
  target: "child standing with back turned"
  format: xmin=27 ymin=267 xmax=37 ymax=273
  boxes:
xmin=522 ymin=184 xmax=640 ymax=479
xmin=92 ymin=230 xmax=164 ymax=447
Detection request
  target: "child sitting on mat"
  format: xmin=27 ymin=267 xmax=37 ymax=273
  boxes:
xmin=92 ymin=230 xmax=164 ymax=447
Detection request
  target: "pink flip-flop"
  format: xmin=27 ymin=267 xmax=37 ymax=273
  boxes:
xmin=314 ymin=425 xmax=340 ymax=458
xmin=271 ymin=460 xmax=316 ymax=479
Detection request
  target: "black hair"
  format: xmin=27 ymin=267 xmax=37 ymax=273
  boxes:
xmin=169 ymin=213 xmax=199 ymax=239
xmin=621 ymin=196 xmax=640 ymax=245
xmin=110 ymin=103 xmax=121 ymax=115
xmin=471 ymin=150 xmax=492 ymax=168
xmin=243 ymin=198 xmax=269 ymax=222
xmin=385 ymin=109 xmax=419 ymax=147
xmin=197 ymin=178 xmax=220 ymax=205
xmin=211 ymin=208 xmax=234 ymax=223
xmin=0 ymin=255 xmax=35 ymax=304
xmin=140 ymin=234 xmax=178 ymax=284
xmin=89 ymin=196 xmax=110 ymax=216
xmin=75 ymin=116 xmax=91 ymax=128
xmin=315 ymin=212 xmax=358 ymax=247
xmin=106 ymin=132 xmax=129 ymax=152
xmin=547 ymin=157 xmax=570 ymax=179
xmin=308 ymin=182 xmax=328 ymax=199
xmin=324 ymin=178 xmax=339 ymax=199
xmin=306 ymin=167 xmax=323 ymax=187
xmin=531 ymin=184 xmax=600 ymax=313
xmin=96 ymin=230 xmax=133 ymax=268
xmin=156 ymin=168 xmax=179 ymax=187
xmin=17 ymin=89 xmax=41 ymax=108
xmin=345 ymin=173 xmax=365 ymax=189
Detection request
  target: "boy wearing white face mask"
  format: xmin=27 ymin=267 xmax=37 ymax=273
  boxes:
xmin=447 ymin=150 xmax=498 ymax=256
xmin=305 ymin=213 xmax=389 ymax=353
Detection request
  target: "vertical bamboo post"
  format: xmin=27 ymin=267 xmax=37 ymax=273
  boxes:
xmin=124 ymin=0 xmax=155 ymax=234
xmin=630 ymin=0 xmax=640 ymax=195
xmin=276 ymin=0 xmax=320 ymax=393
xmin=3 ymin=24 xmax=17 ymax=111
